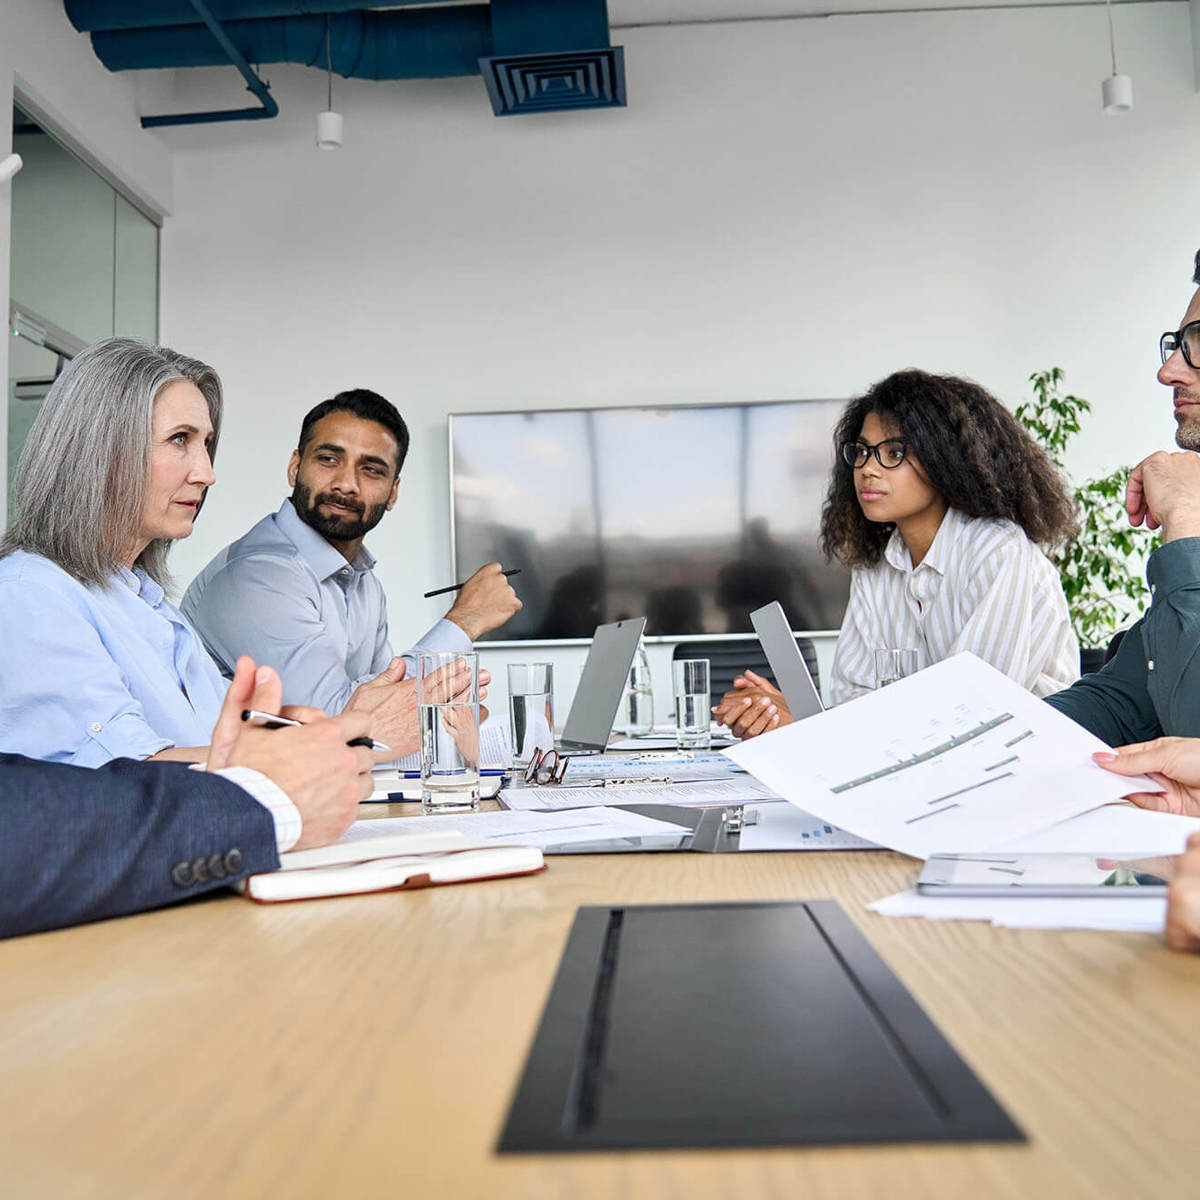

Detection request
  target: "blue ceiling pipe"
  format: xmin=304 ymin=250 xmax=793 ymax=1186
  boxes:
xmin=73 ymin=0 xmax=620 ymax=123
xmin=90 ymin=7 xmax=495 ymax=80
xmin=141 ymin=0 xmax=278 ymax=125
xmin=63 ymin=1 xmax=463 ymax=33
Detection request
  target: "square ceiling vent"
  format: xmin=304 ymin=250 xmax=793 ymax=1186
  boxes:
xmin=479 ymin=47 xmax=625 ymax=116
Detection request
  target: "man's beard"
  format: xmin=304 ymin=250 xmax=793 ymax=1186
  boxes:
xmin=292 ymin=481 xmax=387 ymax=542
xmin=1174 ymin=389 xmax=1200 ymax=451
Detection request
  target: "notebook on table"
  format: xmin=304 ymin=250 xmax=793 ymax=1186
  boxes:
xmin=237 ymin=826 xmax=545 ymax=903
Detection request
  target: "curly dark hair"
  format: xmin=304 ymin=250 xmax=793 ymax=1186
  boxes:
xmin=820 ymin=370 xmax=1078 ymax=568
xmin=1193 ymin=248 xmax=1199 ymax=285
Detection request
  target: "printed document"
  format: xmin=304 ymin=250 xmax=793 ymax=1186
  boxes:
xmin=499 ymin=776 xmax=783 ymax=812
xmin=724 ymin=653 xmax=1157 ymax=858
xmin=352 ymin=807 xmax=690 ymax=850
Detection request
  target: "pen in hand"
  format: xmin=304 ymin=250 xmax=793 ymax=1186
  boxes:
xmin=423 ymin=568 xmax=521 ymax=599
xmin=241 ymin=709 xmax=390 ymax=754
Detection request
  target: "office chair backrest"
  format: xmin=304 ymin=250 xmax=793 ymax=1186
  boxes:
xmin=671 ymin=637 xmax=820 ymax=704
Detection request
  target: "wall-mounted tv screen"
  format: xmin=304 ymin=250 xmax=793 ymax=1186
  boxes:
xmin=450 ymin=400 xmax=851 ymax=641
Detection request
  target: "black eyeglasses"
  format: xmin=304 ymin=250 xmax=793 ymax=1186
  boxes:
xmin=841 ymin=438 xmax=908 ymax=470
xmin=1161 ymin=320 xmax=1200 ymax=370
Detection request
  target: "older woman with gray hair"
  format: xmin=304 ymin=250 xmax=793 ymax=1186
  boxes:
xmin=0 ymin=337 xmax=230 ymax=765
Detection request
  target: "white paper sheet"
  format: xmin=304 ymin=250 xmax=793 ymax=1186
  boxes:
xmin=1000 ymin=804 xmax=1200 ymax=855
xmin=736 ymin=802 xmax=879 ymax=851
xmin=351 ymin=807 xmax=690 ymax=850
xmin=724 ymin=653 xmax=1158 ymax=858
xmin=869 ymin=888 xmax=1166 ymax=933
xmin=498 ymin=776 xmax=784 ymax=812
xmin=560 ymin=754 xmax=744 ymax=782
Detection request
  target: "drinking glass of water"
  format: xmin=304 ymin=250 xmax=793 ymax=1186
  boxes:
xmin=507 ymin=662 xmax=554 ymax=767
xmin=873 ymin=648 xmax=918 ymax=689
xmin=418 ymin=651 xmax=480 ymax=813
xmin=623 ymin=643 xmax=654 ymax=737
xmin=673 ymin=658 xmax=711 ymax=750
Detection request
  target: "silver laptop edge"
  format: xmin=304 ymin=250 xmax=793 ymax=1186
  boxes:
xmin=560 ymin=617 xmax=648 ymax=752
xmin=749 ymin=601 xmax=824 ymax=720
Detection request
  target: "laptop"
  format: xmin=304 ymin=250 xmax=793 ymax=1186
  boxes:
xmin=559 ymin=617 xmax=648 ymax=753
xmin=749 ymin=601 xmax=825 ymax=721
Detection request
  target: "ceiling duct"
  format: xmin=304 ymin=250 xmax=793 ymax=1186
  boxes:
xmin=481 ymin=0 xmax=624 ymax=116
xmin=66 ymin=0 xmax=625 ymax=118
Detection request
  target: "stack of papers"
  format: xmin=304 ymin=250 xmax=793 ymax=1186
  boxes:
xmin=500 ymin=776 xmax=784 ymax=812
xmin=723 ymin=654 xmax=1200 ymax=933
xmin=868 ymin=890 xmax=1167 ymax=933
xmin=353 ymin=807 xmax=691 ymax=851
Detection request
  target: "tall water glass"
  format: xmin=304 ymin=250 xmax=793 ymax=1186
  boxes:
xmin=417 ymin=651 xmax=480 ymax=812
xmin=873 ymin=648 xmax=919 ymax=689
xmin=508 ymin=662 xmax=554 ymax=767
xmin=673 ymin=658 xmax=711 ymax=750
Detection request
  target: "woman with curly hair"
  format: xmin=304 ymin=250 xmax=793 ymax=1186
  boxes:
xmin=716 ymin=369 xmax=1080 ymax=737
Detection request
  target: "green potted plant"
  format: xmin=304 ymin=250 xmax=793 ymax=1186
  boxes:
xmin=1015 ymin=369 xmax=1158 ymax=673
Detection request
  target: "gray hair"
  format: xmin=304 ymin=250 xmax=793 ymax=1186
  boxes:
xmin=0 ymin=336 xmax=223 ymax=589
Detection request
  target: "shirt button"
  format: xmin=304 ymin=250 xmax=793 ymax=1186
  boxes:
xmin=90 ymin=722 xmax=102 ymax=733
xmin=1150 ymin=583 xmax=1157 ymax=596
xmin=171 ymin=862 xmax=193 ymax=888
xmin=1148 ymin=660 xmax=1155 ymax=671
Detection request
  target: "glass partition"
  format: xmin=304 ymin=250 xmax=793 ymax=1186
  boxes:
xmin=6 ymin=102 xmax=159 ymax=514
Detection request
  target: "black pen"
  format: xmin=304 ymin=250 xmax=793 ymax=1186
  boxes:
xmin=423 ymin=568 xmax=521 ymax=599
xmin=241 ymin=709 xmax=390 ymax=753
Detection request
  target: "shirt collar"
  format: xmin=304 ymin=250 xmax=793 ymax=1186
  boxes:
xmin=113 ymin=563 xmax=166 ymax=606
xmin=882 ymin=507 xmax=964 ymax=577
xmin=274 ymin=497 xmax=377 ymax=581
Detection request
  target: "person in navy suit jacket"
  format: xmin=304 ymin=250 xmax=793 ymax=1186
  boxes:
xmin=0 ymin=657 xmax=374 ymax=940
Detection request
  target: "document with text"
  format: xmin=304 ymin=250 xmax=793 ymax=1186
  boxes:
xmin=724 ymin=653 xmax=1158 ymax=859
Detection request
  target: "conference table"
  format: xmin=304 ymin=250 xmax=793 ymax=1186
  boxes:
xmin=2 ymin=799 xmax=1199 ymax=1199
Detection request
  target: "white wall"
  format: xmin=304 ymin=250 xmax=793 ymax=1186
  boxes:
xmin=157 ymin=4 xmax=1200 ymax=689
xmin=0 ymin=0 xmax=173 ymax=525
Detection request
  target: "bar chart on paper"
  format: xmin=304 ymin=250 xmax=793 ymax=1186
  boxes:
xmin=725 ymin=654 xmax=1157 ymax=857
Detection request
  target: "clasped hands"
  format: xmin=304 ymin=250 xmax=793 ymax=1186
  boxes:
xmin=346 ymin=656 xmax=490 ymax=758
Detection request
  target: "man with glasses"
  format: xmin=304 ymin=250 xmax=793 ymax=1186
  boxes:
xmin=1046 ymin=249 xmax=1200 ymax=744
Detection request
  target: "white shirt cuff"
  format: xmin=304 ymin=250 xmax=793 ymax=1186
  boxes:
xmin=195 ymin=764 xmax=304 ymax=853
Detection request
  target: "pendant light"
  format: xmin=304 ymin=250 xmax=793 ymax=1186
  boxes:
xmin=1101 ymin=0 xmax=1133 ymax=115
xmin=316 ymin=19 xmax=343 ymax=149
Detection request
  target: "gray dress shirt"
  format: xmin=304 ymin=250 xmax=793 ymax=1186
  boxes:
xmin=181 ymin=499 xmax=468 ymax=712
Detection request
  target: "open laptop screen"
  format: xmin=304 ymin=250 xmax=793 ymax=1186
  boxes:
xmin=561 ymin=618 xmax=647 ymax=752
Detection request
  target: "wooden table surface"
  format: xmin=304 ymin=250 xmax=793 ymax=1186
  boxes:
xmin=3 ymin=807 xmax=1199 ymax=1199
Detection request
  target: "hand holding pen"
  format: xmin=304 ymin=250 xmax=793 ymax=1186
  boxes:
xmin=242 ymin=709 xmax=390 ymax=753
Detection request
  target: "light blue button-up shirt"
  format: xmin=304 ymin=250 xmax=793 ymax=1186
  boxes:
xmin=181 ymin=499 xmax=468 ymax=713
xmin=0 ymin=550 xmax=227 ymax=766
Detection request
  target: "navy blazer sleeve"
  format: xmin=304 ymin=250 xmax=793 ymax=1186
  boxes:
xmin=0 ymin=754 xmax=282 ymax=939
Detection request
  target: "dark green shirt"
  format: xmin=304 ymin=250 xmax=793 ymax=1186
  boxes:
xmin=1046 ymin=537 xmax=1200 ymax=746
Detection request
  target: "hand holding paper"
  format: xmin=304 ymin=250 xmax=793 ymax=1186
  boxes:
xmin=1094 ymin=737 xmax=1200 ymax=817
xmin=724 ymin=654 xmax=1160 ymax=858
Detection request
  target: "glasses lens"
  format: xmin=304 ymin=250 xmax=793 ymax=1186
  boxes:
xmin=1183 ymin=323 xmax=1200 ymax=369
xmin=880 ymin=441 xmax=906 ymax=468
xmin=842 ymin=442 xmax=867 ymax=468
xmin=1162 ymin=332 xmax=1179 ymax=366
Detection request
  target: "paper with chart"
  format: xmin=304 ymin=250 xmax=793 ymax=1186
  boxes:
xmin=724 ymin=653 xmax=1159 ymax=858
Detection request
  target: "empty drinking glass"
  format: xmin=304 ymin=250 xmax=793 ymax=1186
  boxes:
xmin=873 ymin=648 xmax=919 ymax=689
xmin=418 ymin=651 xmax=480 ymax=812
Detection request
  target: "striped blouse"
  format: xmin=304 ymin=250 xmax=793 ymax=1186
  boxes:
xmin=829 ymin=507 xmax=1080 ymax=704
